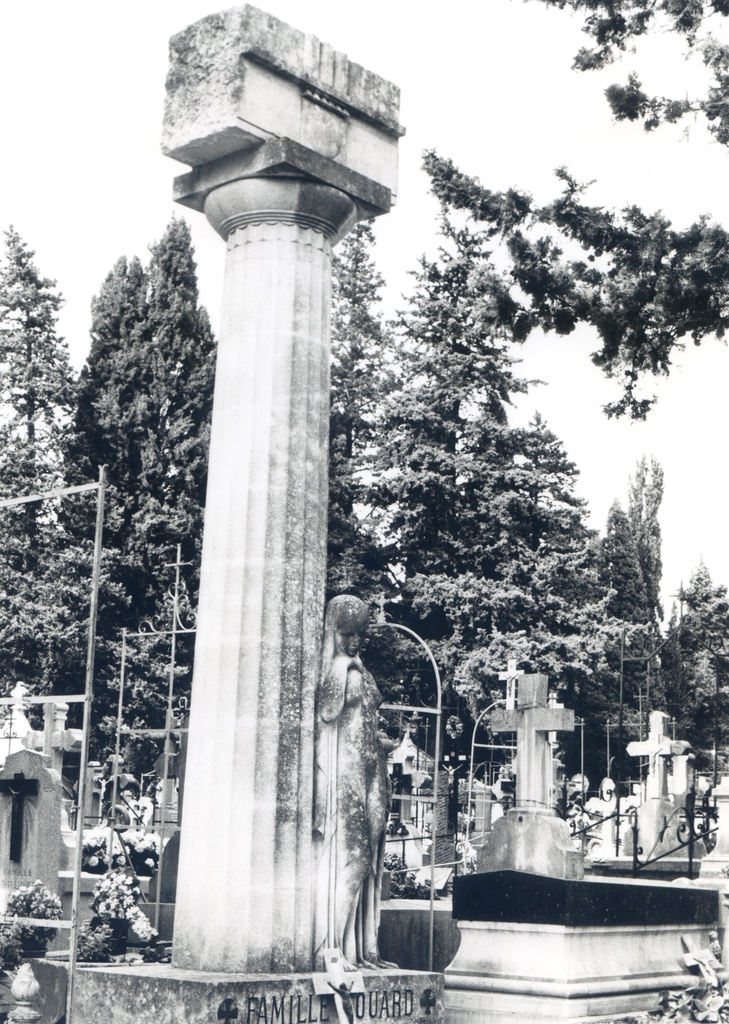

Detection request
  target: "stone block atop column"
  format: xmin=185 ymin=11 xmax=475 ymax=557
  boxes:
xmin=162 ymin=6 xmax=404 ymax=218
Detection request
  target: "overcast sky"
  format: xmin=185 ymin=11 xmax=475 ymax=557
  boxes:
xmin=1 ymin=0 xmax=727 ymax=621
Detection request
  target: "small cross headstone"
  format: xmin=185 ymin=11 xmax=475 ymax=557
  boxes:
xmin=0 ymin=749 xmax=62 ymax=911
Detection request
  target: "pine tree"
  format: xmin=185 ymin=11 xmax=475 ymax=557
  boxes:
xmin=661 ymin=563 xmax=729 ymax=767
xmin=423 ymin=152 xmax=729 ymax=419
xmin=0 ymin=228 xmax=76 ymax=689
xmin=361 ymin=193 xmax=614 ymax=780
xmin=65 ymin=219 xmax=216 ymax=761
xmin=328 ymin=222 xmax=395 ymax=600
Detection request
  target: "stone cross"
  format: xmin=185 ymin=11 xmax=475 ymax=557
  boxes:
xmin=23 ymin=702 xmax=83 ymax=777
xmin=626 ymin=710 xmax=690 ymax=801
xmin=163 ymin=6 xmax=402 ymax=975
xmin=498 ymin=659 xmax=523 ymax=711
xmin=490 ymin=675 xmax=574 ymax=810
xmin=0 ymin=772 xmax=38 ymax=862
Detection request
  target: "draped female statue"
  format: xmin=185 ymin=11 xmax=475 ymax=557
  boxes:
xmin=313 ymin=595 xmax=395 ymax=969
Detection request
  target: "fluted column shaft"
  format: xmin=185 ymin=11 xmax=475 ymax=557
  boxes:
xmin=173 ymin=178 xmax=357 ymax=973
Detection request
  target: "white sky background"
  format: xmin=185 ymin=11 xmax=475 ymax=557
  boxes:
xmin=0 ymin=0 xmax=727 ymax=620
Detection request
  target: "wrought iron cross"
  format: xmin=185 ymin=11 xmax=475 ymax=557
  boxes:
xmin=0 ymin=772 xmax=39 ymax=862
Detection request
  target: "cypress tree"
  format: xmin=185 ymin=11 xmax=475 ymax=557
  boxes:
xmin=65 ymin=219 xmax=216 ymax=764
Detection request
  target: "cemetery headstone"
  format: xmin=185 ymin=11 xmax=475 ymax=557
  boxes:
xmin=0 ymin=749 xmax=62 ymax=911
xmin=626 ymin=710 xmax=696 ymax=863
xmin=477 ymin=674 xmax=583 ymax=878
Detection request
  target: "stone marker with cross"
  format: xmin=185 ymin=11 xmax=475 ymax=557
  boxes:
xmin=23 ymin=702 xmax=83 ymax=778
xmin=0 ymin=749 xmax=62 ymax=911
xmin=478 ymin=674 xmax=583 ymax=878
xmin=625 ymin=710 xmax=697 ymax=863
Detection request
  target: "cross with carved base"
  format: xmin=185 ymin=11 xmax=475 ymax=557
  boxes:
xmin=0 ymin=772 xmax=39 ymax=862
xmin=490 ymin=674 xmax=574 ymax=810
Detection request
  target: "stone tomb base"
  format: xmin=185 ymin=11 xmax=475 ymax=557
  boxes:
xmin=445 ymin=870 xmax=722 ymax=1024
xmin=32 ymin=962 xmax=443 ymax=1024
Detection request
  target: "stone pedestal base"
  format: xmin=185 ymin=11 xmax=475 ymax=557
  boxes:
xmin=32 ymin=962 xmax=443 ymax=1024
xmin=477 ymin=809 xmax=583 ymax=879
xmin=444 ymin=920 xmax=723 ymax=1023
xmin=446 ymin=870 xmax=721 ymax=1023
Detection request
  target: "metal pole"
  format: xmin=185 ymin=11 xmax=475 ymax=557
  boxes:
xmin=67 ymin=466 xmax=106 ymax=1024
xmin=373 ymin=621 xmax=441 ymax=973
xmin=107 ymin=628 xmax=127 ymax=868
xmin=156 ymin=544 xmax=184 ymax=933
xmin=616 ymin=626 xmax=625 ymax=857
xmin=466 ymin=701 xmax=505 ymax=847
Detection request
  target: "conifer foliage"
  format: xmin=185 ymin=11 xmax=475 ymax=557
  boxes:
xmin=65 ymin=219 xmax=216 ymax=759
xmin=0 ymin=228 xmax=76 ymax=687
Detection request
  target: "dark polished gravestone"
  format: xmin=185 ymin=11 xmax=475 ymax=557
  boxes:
xmin=444 ymin=870 xmax=724 ymax=1024
xmin=453 ymin=869 xmax=718 ymax=927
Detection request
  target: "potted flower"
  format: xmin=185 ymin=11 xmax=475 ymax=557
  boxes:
xmin=90 ymin=871 xmax=157 ymax=955
xmin=6 ymin=880 xmax=63 ymax=957
xmin=120 ymin=829 xmax=161 ymax=876
xmin=82 ymin=827 xmax=126 ymax=874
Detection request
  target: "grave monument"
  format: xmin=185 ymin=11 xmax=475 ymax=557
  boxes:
xmin=476 ymin=674 xmax=581 ymax=878
xmin=0 ymin=749 xmax=62 ymax=911
xmin=35 ymin=8 xmax=443 ymax=1023
xmin=445 ymin=677 xmax=724 ymax=1024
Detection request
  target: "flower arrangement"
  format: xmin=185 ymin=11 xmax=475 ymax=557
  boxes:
xmin=91 ymin=870 xmax=157 ymax=943
xmin=120 ymin=829 xmax=161 ymax=876
xmin=82 ymin=828 xmax=126 ymax=873
xmin=6 ymin=880 xmax=62 ymax=946
xmin=76 ymin=921 xmax=114 ymax=963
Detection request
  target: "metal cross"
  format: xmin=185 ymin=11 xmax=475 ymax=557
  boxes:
xmin=0 ymin=772 xmax=39 ymax=862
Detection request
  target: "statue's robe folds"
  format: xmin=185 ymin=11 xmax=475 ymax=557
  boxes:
xmin=314 ymin=652 xmax=389 ymax=968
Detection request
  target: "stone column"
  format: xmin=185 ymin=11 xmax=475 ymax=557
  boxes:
xmin=173 ymin=179 xmax=355 ymax=973
xmin=162 ymin=8 xmax=403 ymax=975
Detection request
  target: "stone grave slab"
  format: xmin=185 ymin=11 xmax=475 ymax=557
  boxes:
xmin=0 ymin=748 xmax=62 ymax=910
xmin=33 ymin=963 xmax=444 ymax=1024
xmin=446 ymin=870 xmax=723 ymax=1024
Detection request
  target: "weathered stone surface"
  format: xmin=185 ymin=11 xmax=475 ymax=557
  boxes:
xmin=33 ymin=962 xmax=444 ymax=1024
xmin=172 ymin=178 xmax=357 ymax=975
xmin=444 ymin=918 xmax=723 ymax=1024
xmin=0 ymin=749 xmax=62 ymax=911
xmin=165 ymin=8 xmax=402 ymax=976
xmin=163 ymin=6 xmax=403 ymax=209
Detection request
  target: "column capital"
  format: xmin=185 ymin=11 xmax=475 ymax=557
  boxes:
xmin=203 ymin=177 xmax=358 ymax=245
xmin=162 ymin=6 xmax=403 ymax=220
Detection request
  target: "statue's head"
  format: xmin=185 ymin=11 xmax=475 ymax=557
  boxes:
xmin=325 ymin=595 xmax=369 ymax=660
